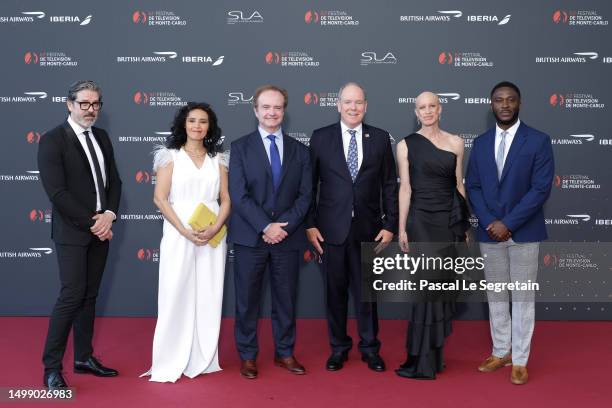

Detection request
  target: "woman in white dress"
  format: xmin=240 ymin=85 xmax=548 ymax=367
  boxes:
xmin=142 ymin=102 xmax=230 ymax=382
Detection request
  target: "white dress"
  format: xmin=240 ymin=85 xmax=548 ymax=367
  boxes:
xmin=142 ymin=146 xmax=228 ymax=383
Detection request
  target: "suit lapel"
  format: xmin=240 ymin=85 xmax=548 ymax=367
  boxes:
xmin=356 ymin=123 xmax=372 ymax=182
xmin=63 ymin=122 xmax=96 ymax=185
xmin=334 ymin=123 xmax=353 ymax=182
xmin=483 ymin=129 xmax=498 ymax=184
xmin=500 ymin=123 xmax=527 ymax=183
xmin=91 ymin=127 xmax=110 ymax=186
xmin=277 ymin=133 xmax=295 ymax=190
xmin=249 ymin=131 xmax=272 ymax=181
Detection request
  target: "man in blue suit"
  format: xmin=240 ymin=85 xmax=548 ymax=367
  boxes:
xmin=466 ymin=81 xmax=554 ymax=385
xmin=228 ymin=85 xmax=312 ymax=379
xmin=306 ymin=82 xmax=398 ymax=372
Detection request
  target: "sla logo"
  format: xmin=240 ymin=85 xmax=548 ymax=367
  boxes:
xmin=265 ymin=52 xmax=281 ymax=64
xmin=305 ymin=10 xmax=320 ymax=24
xmin=135 ymin=170 xmax=152 ymax=184
xmin=134 ymin=91 xmax=150 ymax=105
xmin=549 ymin=94 xmax=565 ymax=106
xmin=553 ymin=10 xmax=569 ymax=23
xmin=227 ymin=10 xmax=263 ymax=24
xmin=132 ymin=11 xmax=148 ymax=24
xmin=26 ymin=131 xmax=41 ymax=144
xmin=228 ymin=92 xmax=253 ymax=106
xmin=361 ymin=52 xmax=397 ymax=66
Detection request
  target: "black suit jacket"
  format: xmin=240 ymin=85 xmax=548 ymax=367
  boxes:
xmin=228 ymin=130 xmax=312 ymax=249
xmin=307 ymin=122 xmax=398 ymax=245
xmin=38 ymin=121 xmax=122 ymax=245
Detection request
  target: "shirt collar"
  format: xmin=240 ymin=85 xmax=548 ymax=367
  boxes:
xmin=340 ymin=121 xmax=363 ymax=136
xmin=258 ymin=126 xmax=283 ymax=141
xmin=496 ymin=118 xmax=521 ymax=138
xmin=67 ymin=115 xmax=92 ymax=136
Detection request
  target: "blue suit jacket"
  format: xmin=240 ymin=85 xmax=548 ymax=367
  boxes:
xmin=465 ymin=122 xmax=554 ymax=243
xmin=228 ymin=130 xmax=312 ymax=249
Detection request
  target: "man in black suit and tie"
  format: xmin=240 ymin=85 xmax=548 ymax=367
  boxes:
xmin=38 ymin=80 xmax=122 ymax=389
xmin=307 ymin=82 xmax=398 ymax=372
xmin=228 ymin=85 xmax=312 ymax=379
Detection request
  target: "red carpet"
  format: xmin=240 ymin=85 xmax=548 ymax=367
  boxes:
xmin=0 ymin=318 xmax=610 ymax=408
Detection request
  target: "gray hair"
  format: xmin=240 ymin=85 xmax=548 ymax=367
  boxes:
xmin=67 ymin=80 xmax=102 ymax=101
xmin=337 ymin=82 xmax=367 ymax=101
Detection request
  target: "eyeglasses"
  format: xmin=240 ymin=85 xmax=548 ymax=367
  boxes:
xmin=74 ymin=101 xmax=103 ymax=111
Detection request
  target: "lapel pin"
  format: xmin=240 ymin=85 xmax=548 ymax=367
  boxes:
xmin=364 ymin=133 xmax=370 ymax=138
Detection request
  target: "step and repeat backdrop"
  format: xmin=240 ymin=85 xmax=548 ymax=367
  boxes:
xmin=1 ymin=1 xmax=610 ymax=319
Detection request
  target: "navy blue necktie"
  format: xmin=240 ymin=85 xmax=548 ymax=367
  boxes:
xmin=267 ymin=135 xmax=282 ymax=191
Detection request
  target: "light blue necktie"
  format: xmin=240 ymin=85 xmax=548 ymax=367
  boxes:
xmin=267 ymin=135 xmax=282 ymax=190
xmin=496 ymin=130 xmax=507 ymax=180
xmin=347 ymin=129 xmax=358 ymax=182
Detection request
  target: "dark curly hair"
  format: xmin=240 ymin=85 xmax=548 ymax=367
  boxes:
xmin=165 ymin=102 xmax=223 ymax=156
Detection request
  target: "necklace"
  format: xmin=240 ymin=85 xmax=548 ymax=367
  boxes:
xmin=184 ymin=147 xmax=206 ymax=158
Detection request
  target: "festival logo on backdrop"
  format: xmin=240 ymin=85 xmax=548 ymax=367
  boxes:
xmin=265 ymin=51 xmax=321 ymax=68
xmin=304 ymin=9 xmax=360 ymax=26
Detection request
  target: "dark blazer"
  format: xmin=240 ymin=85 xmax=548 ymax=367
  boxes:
xmin=307 ymin=122 xmax=398 ymax=245
xmin=228 ymin=130 xmax=312 ymax=249
xmin=38 ymin=121 xmax=122 ymax=245
xmin=466 ymin=122 xmax=554 ymax=243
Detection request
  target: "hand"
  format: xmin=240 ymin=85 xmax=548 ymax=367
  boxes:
xmin=196 ymin=225 xmax=220 ymax=245
xmin=306 ymin=228 xmax=324 ymax=254
xmin=98 ymin=230 xmax=113 ymax=242
xmin=263 ymin=222 xmax=288 ymax=244
xmin=91 ymin=212 xmax=114 ymax=237
xmin=398 ymin=231 xmax=409 ymax=253
xmin=182 ymin=228 xmax=207 ymax=246
xmin=486 ymin=221 xmax=511 ymax=242
xmin=374 ymin=229 xmax=394 ymax=254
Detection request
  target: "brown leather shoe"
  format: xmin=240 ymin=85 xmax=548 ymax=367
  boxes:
xmin=511 ymin=365 xmax=528 ymax=385
xmin=478 ymin=354 xmax=512 ymax=372
xmin=240 ymin=359 xmax=257 ymax=379
xmin=274 ymin=356 xmax=306 ymax=375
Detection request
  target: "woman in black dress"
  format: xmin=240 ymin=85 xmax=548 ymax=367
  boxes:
xmin=395 ymin=91 xmax=470 ymax=379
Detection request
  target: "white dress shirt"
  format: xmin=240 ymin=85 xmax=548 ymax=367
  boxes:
xmin=258 ymin=126 xmax=284 ymax=164
xmin=340 ymin=121 xmax=364 ymax=170
xmin=67 ymin=116 xmax=107 ymax=212
xmin=494 ymin=118 xmax=521 ymax=168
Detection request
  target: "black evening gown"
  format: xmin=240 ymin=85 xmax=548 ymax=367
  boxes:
xmin=396 ymin=133 xmax=470 ymax=380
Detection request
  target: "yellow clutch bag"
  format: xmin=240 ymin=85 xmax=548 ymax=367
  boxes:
xmin=187 ymin=203 xmax=227 ymax=248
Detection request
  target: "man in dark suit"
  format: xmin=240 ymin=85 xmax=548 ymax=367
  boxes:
xmin=38 ymin=80 xmax=122 ymax=389
xmin=228 ymin=85 xmax=312 ymax=379
xmin=306 ymin=82 xmax=398 ymax=372
xmin=466 ymin=81 xmax=554 ymax=385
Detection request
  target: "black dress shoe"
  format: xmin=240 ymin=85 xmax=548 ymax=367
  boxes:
xmin=44 ymin=371 xmax=68 ymax=389
xmin=361 ymin=352 xmax=386 ymax=372
xmin=326 ymin=351 xmax=348 ymax=371
xmin=74 ymin=357 xmax=118 ymax=377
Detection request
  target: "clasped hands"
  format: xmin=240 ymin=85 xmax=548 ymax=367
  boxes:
xmin=182 ymin=224 xmax=221 ymax=246
xmin=90 ymin=212 xmax=115 ymax=241
xmin=486 ymin=220 xmax=511 ymax=241
xmin=263 ymin=222 xmax=289 ymax=244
